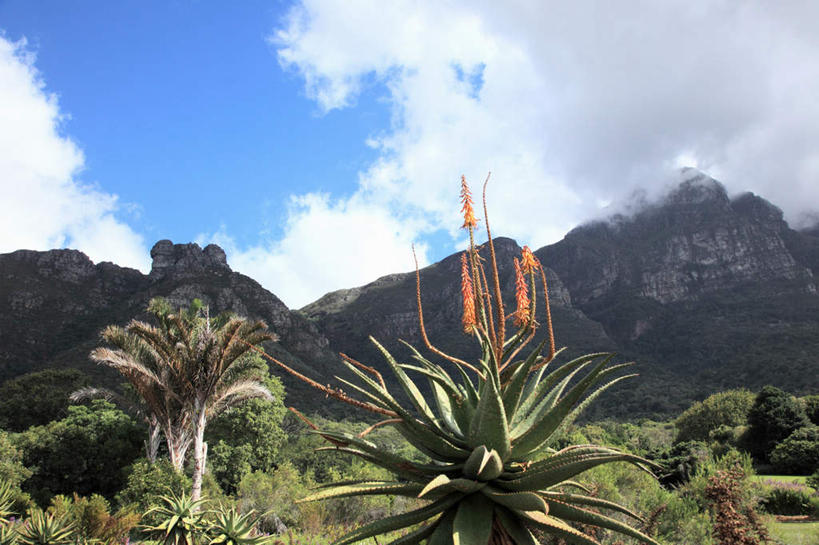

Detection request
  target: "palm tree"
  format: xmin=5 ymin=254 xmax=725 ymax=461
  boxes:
xmin=90 ymin=298 xmax=276 ymax=500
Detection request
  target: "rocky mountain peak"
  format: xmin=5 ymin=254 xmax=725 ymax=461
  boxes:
xmin=665 ymin=171 xmax=729 ymax=207
xmin=149 ymin=240 xmax=230 ymax=278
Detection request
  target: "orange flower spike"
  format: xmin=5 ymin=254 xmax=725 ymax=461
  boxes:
xmin=513 ymin=257 xmax=530 ymax=327
xmin=521 ymin=245 xmax=538 ymax=274
xmin=460 ymin=253 xmax=477 ymax=333
xmin=460 ymin=175 xmax=478 ymax=230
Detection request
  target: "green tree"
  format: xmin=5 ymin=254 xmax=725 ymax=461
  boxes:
xmin=115 ymin=459 xmax=191 ymax=525
xmin=0 ymin=369 xmax=90 ymax=432
xmin=91 ymin=298 xmax=276 ymax=502
xmin=802 ymin=394 xmax=819 ymax=426
xmin=769 ymin=426 xmax=819 ymax=475
xmin=746 ymin=385 xmax=810 ymax=462
xmin=15 ymin=400 xmax=142 ymax=505
xmin=674 ymin=389 xmax=754 ymax=443
xmin=0 ymin=429 xmax=31 ymax=489
xmin=206 ymin=377 xmax=286 ymax=494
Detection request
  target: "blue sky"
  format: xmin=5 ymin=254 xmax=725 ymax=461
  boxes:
xmin=1 ymin=1 xmax=818 ymax=307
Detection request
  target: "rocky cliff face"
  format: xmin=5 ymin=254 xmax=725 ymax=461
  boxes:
xmin=0 ymin=241 xmax=342 ymax=414
xmin=3 ymin=176 xmax=818 ymax=419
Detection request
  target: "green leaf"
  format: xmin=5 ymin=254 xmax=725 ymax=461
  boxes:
xmin=299 ymin=481 xmax=423 ymax=503
xmin=545 ymin=500 xmax=660 ymax=545
xmin=481 ymin=486 xmax=548 ymax=513
xmin=469 ymin=371 xmax=511 ymax=459
xmin=452 ymin=494 xmax=494 ymax=545
xmin=541 ymin=492 xmax=644 ymax=521
xmin=418 ymin=474 xmax=486 ymax=498
xmin=494 ymin=507 xmax=540 ymax=545
xmin=334 ymin=495 xmax=461 ymax=545
xmin=502 ymin=339 xmax=549 ymax=420
xmin=520 ymin=510 xmax=601 ymax=545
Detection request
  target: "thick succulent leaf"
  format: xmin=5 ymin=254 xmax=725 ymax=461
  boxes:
xmin=394 ymin=422 xmax=469 ymax=461
xmin=520 ymin=510 xmax=601 ymax=545
xmin=512 ymin=355 xmax=617 ymax=457
xmin=516 ymin=352 xmax=605 ymax=420
xmin=541 ymin=492 xmax=644 ymax=521
xmin=453 ymin=363 xmax=479 ymax=407
xmin=510 ymin=364 xmax=584 ymax=439
xmin=500 ymin=450 xmax=655 ymax=491
xmin=481 ymin=486 xmax=548 ymax=513
xmin=370 ymin=337 xmax=441 ymax=429
xmin=452 ymin=493 xmax=494 ymax=545
xmin=334 ymin=495 xmax=461 ymax=545
xmin=313 ymin=447 xmax=430 ymax=482
xmin=468 ymin=372 xmax=511 ymax=459
xmin=427 ymin=509 xmax=456 ymax=545
xmin=463 ymin=446 xmax=503 ymax=481
xmin=419 ymin=474 xmax=486 ymax=498
xmin=545 ymin=500 xmax=660 ymax=545
xmin=547 ymin=480 xmax=592 ymax=494
xmin=384 ymin=520 xmax=438 ymax=545
xmin=549 ymin=372 xmax=636 ymax=442
xmin=494 ymin=508 xmax=540 ymax=545
xmin=502 ymin=339 xmax=548 ymax=420
xmin=299 ymin=481 xmax=423 ymax=503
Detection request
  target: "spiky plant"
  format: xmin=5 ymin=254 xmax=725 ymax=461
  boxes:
xmin=254 ymin=175 xmax=662 ymax=544
xmin=142 ymin=492 xmax=209 ymax=545
xmin=0 ymin=482 xmax=15 ymax=525
xmin=206 ymin=506 xmax=271 ymax=545
xmin=0 ymin=524 xmax=17 ymax=545
xmin=16 ymin=510 xmax=74 ymax=545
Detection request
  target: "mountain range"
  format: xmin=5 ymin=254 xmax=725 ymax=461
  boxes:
xmin=2 ymin=172 xmax=817 ymax=418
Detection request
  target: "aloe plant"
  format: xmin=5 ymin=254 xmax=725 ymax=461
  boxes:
xmin=142 ymin=492 xmax=209 ymax=545
xmin=256 ymin=176 xmax=662 ymax=544
xmin=0 ymin=482 xmax=15 ymax=526
xmin=16 ymin=510 xmax=74 ymax=545
xmin=207 ymin=506 xmax=270 ymax=545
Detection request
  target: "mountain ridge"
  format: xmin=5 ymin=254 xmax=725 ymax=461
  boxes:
xmin=2 ymin=175 xmax=818 ymax=417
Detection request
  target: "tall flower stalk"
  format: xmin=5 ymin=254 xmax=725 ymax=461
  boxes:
xmin=255 ymin=176 xmax=661 ymax=545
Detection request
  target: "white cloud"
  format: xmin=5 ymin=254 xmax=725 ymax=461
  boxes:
xmin=271 ymin=1 xmax=819 ymax=234
xmin=198 ymin=192 xmax=429 ymax=308
xmin=0 ymin=36 xmax=148 ymax=270
xmin=212 ymin=1 xmax=819 ymax=306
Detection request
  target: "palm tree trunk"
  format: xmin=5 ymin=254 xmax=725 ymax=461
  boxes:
xmin=146 ymin=417 xmax=161 ymax=462
xmin=191 ymin=402 xmax=208 ymax=502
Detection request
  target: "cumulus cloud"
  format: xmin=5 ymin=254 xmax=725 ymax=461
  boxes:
xmin=0 ymin=36 xmax=148 ymax=270
xmin=198 ymin=192 xmax=429 ymax=308
xmin=271 ymin=1 xmax=819 ymax=238
xmin=207 ymin=1 xmax=819 ymax=306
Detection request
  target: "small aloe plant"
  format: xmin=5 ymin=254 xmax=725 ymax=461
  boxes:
xmin=0 ymin=482 xmax=15 ymax=526
xmin=142 ymin=492 xmax=209 ymax=545
xmin=255 ymin=175 xmax=662 ymax=544
xmin=16 ymin=510 xmax=74 ymax=545
xmin=207 ymin=506 xmax=271 ymax=545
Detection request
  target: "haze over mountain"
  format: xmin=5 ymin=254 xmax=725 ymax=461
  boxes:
xmin=2 ymin=174 xmax=817 ymax=417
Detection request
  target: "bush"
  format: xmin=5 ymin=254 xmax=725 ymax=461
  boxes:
xmin=675 ymin=389 xmax=754 ymax=443
xmin=115 ymin=459 xmax=190 ymax=525
xmin=746 ymin=386 xmax=810 ymax=462
xmin=769 ymin=426 xmax=819 ymax=475
xmin=16 ymin=400 xmax=143 ymax=505
xmin=658 ymin=440 xmax=712 ymax=487
xmin=807 ymin=469 xmax=819 ymax=490
xmin=48 ymin=493 xmax=139 ymax=544
xmin=758 ymin=480 xmax=819 ymax=516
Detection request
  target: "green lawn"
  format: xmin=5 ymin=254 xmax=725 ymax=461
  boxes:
xmin=769 ymin=521 xmax=819 ymax=545
xmin=754 ymin=475 xmax=809 ymax=484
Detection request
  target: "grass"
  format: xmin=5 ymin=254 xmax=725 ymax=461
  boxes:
xmin=768 ymin=521 xmax=819 ymax=545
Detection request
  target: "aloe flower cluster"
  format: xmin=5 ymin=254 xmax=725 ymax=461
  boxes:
xmin=258 ymin=175 xmax=661 ymax=545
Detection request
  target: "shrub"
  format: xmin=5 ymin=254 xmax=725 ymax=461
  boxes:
xmin=47 ymin=494 xmax=138 ymax=544
xmin=758 ymin=480 xmax=819 ymax=516
xmin=746 ymin=386 xmax=810 ymax=462
xmin=658 ymin=440 xmax=712 ymax=487
xmin=769 ymin=425 xmax=819 ymax=475
xmin=115 ymin=459 xmax=190 ymax=526
xmin=675 ymin=389 xmax=754 ymax=443
xmin=15 ymin=400 xmax=142 ymax=505
xmin=704 ymin=465 xmax=769 ymax=545
xmin=807 ymin=469 xmax=819 ymax=490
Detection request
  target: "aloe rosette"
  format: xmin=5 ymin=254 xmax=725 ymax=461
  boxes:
xmin=257 ymin=175 xmax=662 ymax=545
